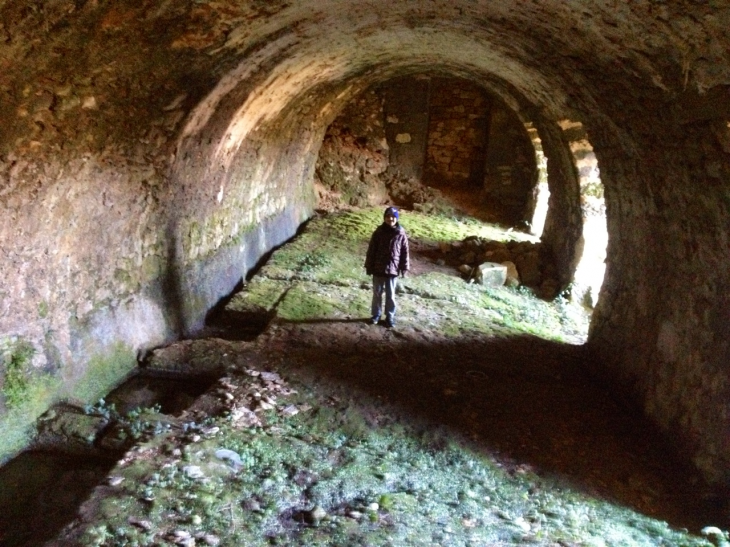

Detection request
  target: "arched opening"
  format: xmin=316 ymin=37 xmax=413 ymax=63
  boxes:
xmin=312 ymin=73 xmax=603 ymax=311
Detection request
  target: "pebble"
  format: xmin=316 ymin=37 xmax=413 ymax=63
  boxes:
xmin=128 ymin=517 xmax=152 ymax=531
xmin=199 ymin=533 xmax=220 ymax=546
xmin=215 ymin=448 xmax=244 ymax=469
xmin=172 ymin=530 xmax=195 ymax=546
xmin=513 ymin=517 xmax=531 ymax=532
xmin=281 ymin=404 xmax=299 ymax=416
xmin=308 ymin=505 xmax=327 ymax=523
xmin=183 ymin=465 xmax=205 ymax=479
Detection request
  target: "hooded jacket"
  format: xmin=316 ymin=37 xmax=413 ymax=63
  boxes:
xmin=365 ymin=222 xmax=410 ymax=276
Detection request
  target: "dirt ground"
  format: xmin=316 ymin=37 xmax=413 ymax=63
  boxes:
xmin=206 ymin=192 xmax=727 ymax=537
xmin=198 ymin=196 xmax=726 ymax=536
xmin=248 ymin=289 xmax=724 ymax=538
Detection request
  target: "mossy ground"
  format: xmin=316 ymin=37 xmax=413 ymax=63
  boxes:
xmin=230 ymin=208 xmax=586 ymax=342
xmin=32 ymin=210 xmax=730 ymax=546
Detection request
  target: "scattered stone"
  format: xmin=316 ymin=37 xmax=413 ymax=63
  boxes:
xmin=260 ymin=371 xmax=282 ymax=383
xmin=701 ymin=527 xmax=730 ymax=547
xmin=230 ymin=406 xmax=262 ymax=428
xmin=243 ymin=498 xmax=262 ymax=513
xmin=183 ymin=465 xmax=205 ymax=480
xmin=256 ymin=398 xmax=276 ymax=411
xmin=171 ymin=529 xmax=196 ymax=546
xmin=128 ymin=516 xmax=152 ymax=531
xmin=281 ymin=404 xmax=300 ymax=416
xmin=473 ymin=262 xmax=507 ymax=286
xmin=306 ymin=505 xmax=327 ymax=524
xmin=215 ymin=448 xmax=244 ymax=470
xmin=198 ymin=533 xmax=220 ymax=546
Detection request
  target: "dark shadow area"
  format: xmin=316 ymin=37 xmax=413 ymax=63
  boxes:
xmin=104 ymin=372 xmax=215 ymax=416
xmin=201 ymin=218 xmax=319 ymax=341
xmin=0 ymin=371 xmax=219 ymax=545
xmin=0 ymin=451 xmax=117 ymax=547
xmin=161 ymin=221 xmax=186 ymax=338
xmin=264 ymin=322 xmax=726 ymax=533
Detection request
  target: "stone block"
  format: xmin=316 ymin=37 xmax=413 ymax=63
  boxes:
xmin=502 ymin=260 xmax=520 ymax=287
xmin=474 ymin=262 xmax=507 ymax=286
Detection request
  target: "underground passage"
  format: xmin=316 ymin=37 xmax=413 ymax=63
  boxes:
xmin=1 ymin=1 xmax=730 ymax=545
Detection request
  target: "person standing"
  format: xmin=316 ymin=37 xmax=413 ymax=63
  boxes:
xmin=364 ymin=207 xmax=410 ymax=328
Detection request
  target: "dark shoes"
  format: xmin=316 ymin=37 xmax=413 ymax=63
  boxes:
xmin=370 ymin=316 xmax=395 ymax=328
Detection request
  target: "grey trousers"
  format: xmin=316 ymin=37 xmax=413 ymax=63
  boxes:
xmin=371 ymin=275 xmax=398 ymax=322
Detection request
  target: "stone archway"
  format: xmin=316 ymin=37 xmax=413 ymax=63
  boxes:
xmin=0 ymin=0 xmax=729 ymax=491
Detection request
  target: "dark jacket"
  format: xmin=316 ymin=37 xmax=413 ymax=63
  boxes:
xmin=365 ymin=223 xmax=410 ymax=276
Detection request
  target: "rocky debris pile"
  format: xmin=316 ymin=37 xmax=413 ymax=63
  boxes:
xmin=436 ymin=235 xmax=561 ymax=299
xmin=33 ymin=399 xmax=182 ymax=456
xmin=216 ymin=367 xmax=308 ymax=430
xmin=30 ymin=344 xmax=306 ymax=462
xmin=315 ymin=127 xmax=390 ymax=209
xmin=383 ymin=172 xmax=457 ymax=215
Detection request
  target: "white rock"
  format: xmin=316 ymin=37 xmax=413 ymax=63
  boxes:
xmin=183 ymin=465 xmax=205 ymax=480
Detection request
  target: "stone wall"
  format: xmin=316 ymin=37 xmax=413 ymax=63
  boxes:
xmin=589 ymin=94 xmax=730 ymax=488
xmin=482 ymin=105 xmax=539 ymax=225
xmin=314 ymin=89 xmax=390 ymax=210
xmin=381 ymin=76 xmax=432 ymax=181
xmin=424 ymin=78 xmax=490 ymax=187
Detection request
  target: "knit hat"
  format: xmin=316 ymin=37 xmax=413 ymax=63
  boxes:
xmin=384 ymin=207 xmax=399 ymax=220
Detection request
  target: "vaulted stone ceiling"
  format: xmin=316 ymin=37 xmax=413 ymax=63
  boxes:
xmin=1 ymin=0 xmax=729 ymax=489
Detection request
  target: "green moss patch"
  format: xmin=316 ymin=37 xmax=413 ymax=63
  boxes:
xmin=229 ymin=208 xmax=586 ymax=341
xmin=276 ymin=282 xmax=370 ymax=322
xmin=0 ymin=338 xmax=61 ymax=462
xmin=71 ymin=342 xmax=138 ymax=405
xmin=226 ymin=279 xmax=291 ymax=317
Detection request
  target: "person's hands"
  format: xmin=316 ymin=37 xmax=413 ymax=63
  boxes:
xmin=399 ymin=270 xmax=407 ymax=278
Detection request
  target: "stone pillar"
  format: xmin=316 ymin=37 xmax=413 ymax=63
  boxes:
xmin=380 ymin=76 xmax=431 ymax=181
xmin=534 ymin=118 xmax=584 ymax=291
